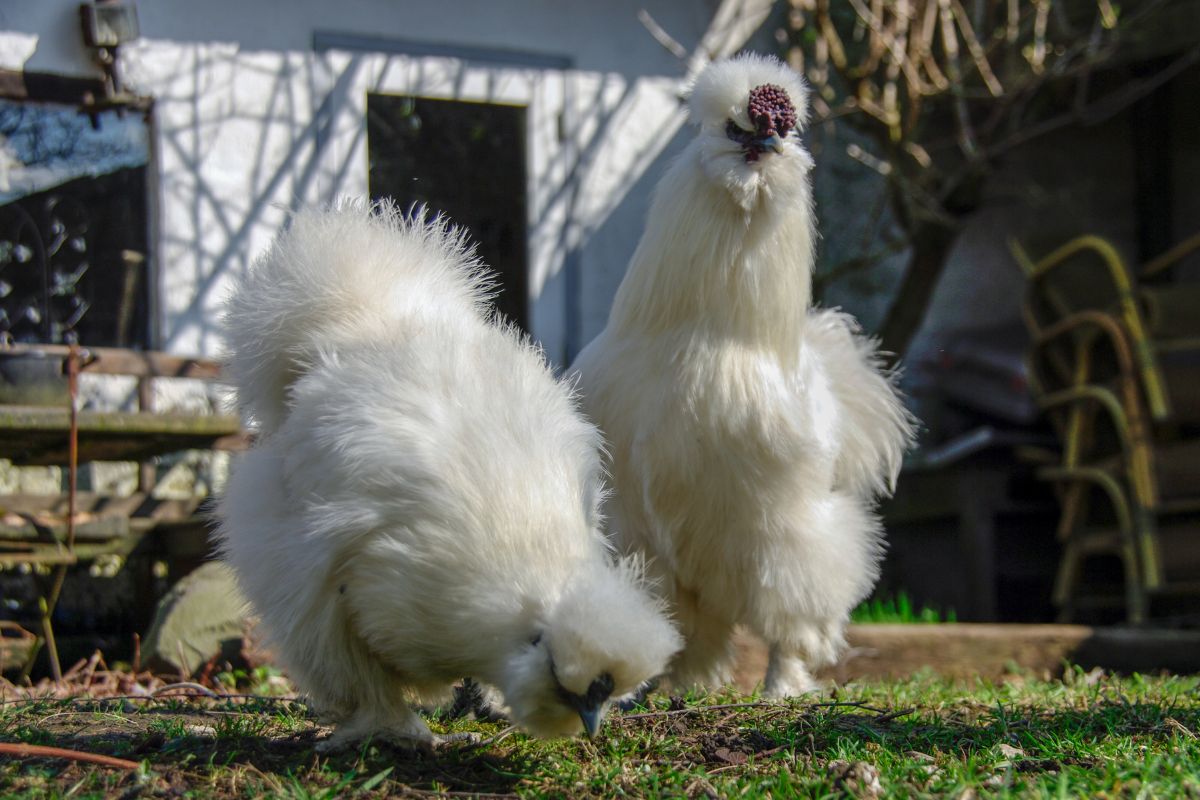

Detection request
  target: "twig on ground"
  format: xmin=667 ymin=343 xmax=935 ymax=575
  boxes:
xmin=0 ymin=741 xmax=142 ymax=770
xmin=809 ymin=700 xmax=892 ymax=714
xmin=152 ymin=682 xmax=221 ymax=698
xmin=872 ymin=706 xmax=917 ymax=723
xmin=619 ymin=701 xmax=777 ymax=720
xmin=461 ymin=725 xmax=519 ymax=751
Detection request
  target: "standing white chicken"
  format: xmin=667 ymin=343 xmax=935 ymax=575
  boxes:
xmin=217 ymin=202 xmax=680 ymax=750
xmin=570 ymin=55 xmax=915 ymax=696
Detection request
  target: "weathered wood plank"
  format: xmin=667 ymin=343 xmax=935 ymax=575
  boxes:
xmin=733 ymin=624 xmax=1200 ymax=688
xmin=0 ymin=406 xmax=243 ymax=465
xmin=0 ymin=521 xmax=162 ymax=567
xmin=0 ymin=343 xmax=225 ymax=380
xmin=0 ymin=513 xmax=130 ymax=542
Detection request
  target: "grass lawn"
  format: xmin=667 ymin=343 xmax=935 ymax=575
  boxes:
xmin=1 ymin=666 xmax=1198 ymax=798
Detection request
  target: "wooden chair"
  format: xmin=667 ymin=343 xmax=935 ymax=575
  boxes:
xmin=1012 ymin=233 xmax=1200 ymax=622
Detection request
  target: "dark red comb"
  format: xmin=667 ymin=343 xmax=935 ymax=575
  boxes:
xmin=747 ymin=84 xmax=797 ymax=138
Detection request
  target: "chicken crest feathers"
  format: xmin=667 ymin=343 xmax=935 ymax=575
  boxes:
xmin=545 ymin=556 xmax=682 ymax=684
xmin=688 ymin=53 xmax=810 ymax=131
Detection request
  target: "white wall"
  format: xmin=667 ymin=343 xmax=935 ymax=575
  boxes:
xmin=0 ymin=0 xmax=738 ymax=365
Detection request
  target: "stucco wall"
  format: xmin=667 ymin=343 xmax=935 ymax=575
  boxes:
xmin=1 ymin=0 xmax=728 ymax=365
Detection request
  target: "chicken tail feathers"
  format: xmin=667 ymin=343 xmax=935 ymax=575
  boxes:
xmin=221 ymin=199 xmax=496 ymax=434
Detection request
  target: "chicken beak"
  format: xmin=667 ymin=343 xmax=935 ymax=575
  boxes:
xmin=578 ymin=706 xmax=603 ymax=738
xmin=761 ymin=133 xmax=786 ymax=154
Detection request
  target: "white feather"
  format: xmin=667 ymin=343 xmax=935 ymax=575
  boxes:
xmin=217 ymin=201 xmax=681 ymax=747
xmin=571 ymin=55 xmax=916 ymax=696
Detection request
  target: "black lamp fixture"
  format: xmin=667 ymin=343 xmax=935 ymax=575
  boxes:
xmin=78 ymin=1 xmax=144 ymax=125
xmin=80 ymin=1 xmax=140 ymax=49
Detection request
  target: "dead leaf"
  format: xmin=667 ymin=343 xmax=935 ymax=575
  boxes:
xmin=712 ymin=747 xmax=747 ymax=765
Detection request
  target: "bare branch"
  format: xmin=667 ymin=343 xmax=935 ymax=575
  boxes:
xmin=814 ymin=236 xmax=909 ymax=293
xmin=986 ymin=44 xmax=1200 ymax=161
xmin=1006 ymin=0 xmax=1020 ymax=42
xmin=904 ymin=140 xmax=932 ymax=167
xmin=846 ymin=0 xmax=935 ymax=93
xmin=1096 ymin=0 xmax=1119 ymax=29
xmin=637 ymin=9 xmax=689 ymax=60
xmin=937 ymin=0 xmax=981 ymax=158
xmin=950 ymin=0 xmax=1003 ymax=96
xmin=1030 ymin=0 xmax=1049 ymax=73
xmin=918 ymin=0 xmax=951 ymax=90
xmin=847 ymin=142 xmax=893 ymax=175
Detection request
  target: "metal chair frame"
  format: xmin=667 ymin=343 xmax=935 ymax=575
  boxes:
xmin=1013 ymin=232 xmax=1200 ymax=622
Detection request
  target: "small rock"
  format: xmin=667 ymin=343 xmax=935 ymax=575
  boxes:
xmin=827 ymin=760 xmax=882 ymax=798
xmin=998 ymin=743 xmax=1025 ymax=759
xmin=141 ymin=562 xmax=249 ymax=676
xmin=684 ymin=778 xmax=720 ymax=799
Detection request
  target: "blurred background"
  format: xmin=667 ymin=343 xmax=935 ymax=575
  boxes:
xmin=1 ymin=0 xmax=1197 ymax=679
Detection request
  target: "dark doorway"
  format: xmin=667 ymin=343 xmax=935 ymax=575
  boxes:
xmin=367 ymin=95 xmax=529 ymax=331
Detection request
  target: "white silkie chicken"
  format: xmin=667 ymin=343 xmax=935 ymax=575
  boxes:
xmin=217 ymin=202 xmax=681 ymax=750
xmin=570 ymin=55 xmax=916 ymax=696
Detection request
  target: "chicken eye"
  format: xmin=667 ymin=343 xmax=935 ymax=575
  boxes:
xmin=530 ymin=632 xmax=543 ymax=647
xmin=725 ymin=119 xmax=756 ymax=147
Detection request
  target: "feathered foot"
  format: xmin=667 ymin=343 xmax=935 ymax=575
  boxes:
xmin=614 ymin=677 xmax=659 ymax=711
xmin=763 ymin=643 xmax=819 ymax=698
xmin=316 ymin=704 xmax=436 ymax=753
xmin=442 ymin=678 xmax=508 ymax=723
xmin=666 ymin=593 xmax=736 ymax=690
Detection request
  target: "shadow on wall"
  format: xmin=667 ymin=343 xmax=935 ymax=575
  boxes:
xmin=573 ymin=121 xmax=691 ymax=348
xmin=126 ymin=44 xmax=689 ymax=361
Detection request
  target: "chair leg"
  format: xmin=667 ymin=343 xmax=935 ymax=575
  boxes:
xmin=27 ymin=565 xmax=68 ymax=682
xmin=1052 ymin=484 xmax=1091 ymax=622
xmin=1120 ymin=537 xmax=1147 ymax=624
xmin=1053 ymin=540 xmax=1082 ymax=623
xmin=38 ymin=594 xmax=64 ymax=682
xmin=1134 ymin=510 xmax=1163 ymax=592
xmin=19 ymin=638 xmax=42 ymax=684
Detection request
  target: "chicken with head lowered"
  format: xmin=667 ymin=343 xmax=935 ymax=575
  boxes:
xmin=217 ymin=202 xmax=681 ymax=750
xmin=570 ymin=55 xmax=916 ymax=696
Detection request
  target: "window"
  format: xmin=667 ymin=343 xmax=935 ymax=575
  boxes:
xmin=0 ymin=98 xmax=151 ymax=346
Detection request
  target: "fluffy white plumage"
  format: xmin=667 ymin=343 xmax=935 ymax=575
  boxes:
xmin=570 ymin=55 xmax=916 ymax=696
xmin=217 ymin=202 xmax=681 ymax=749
